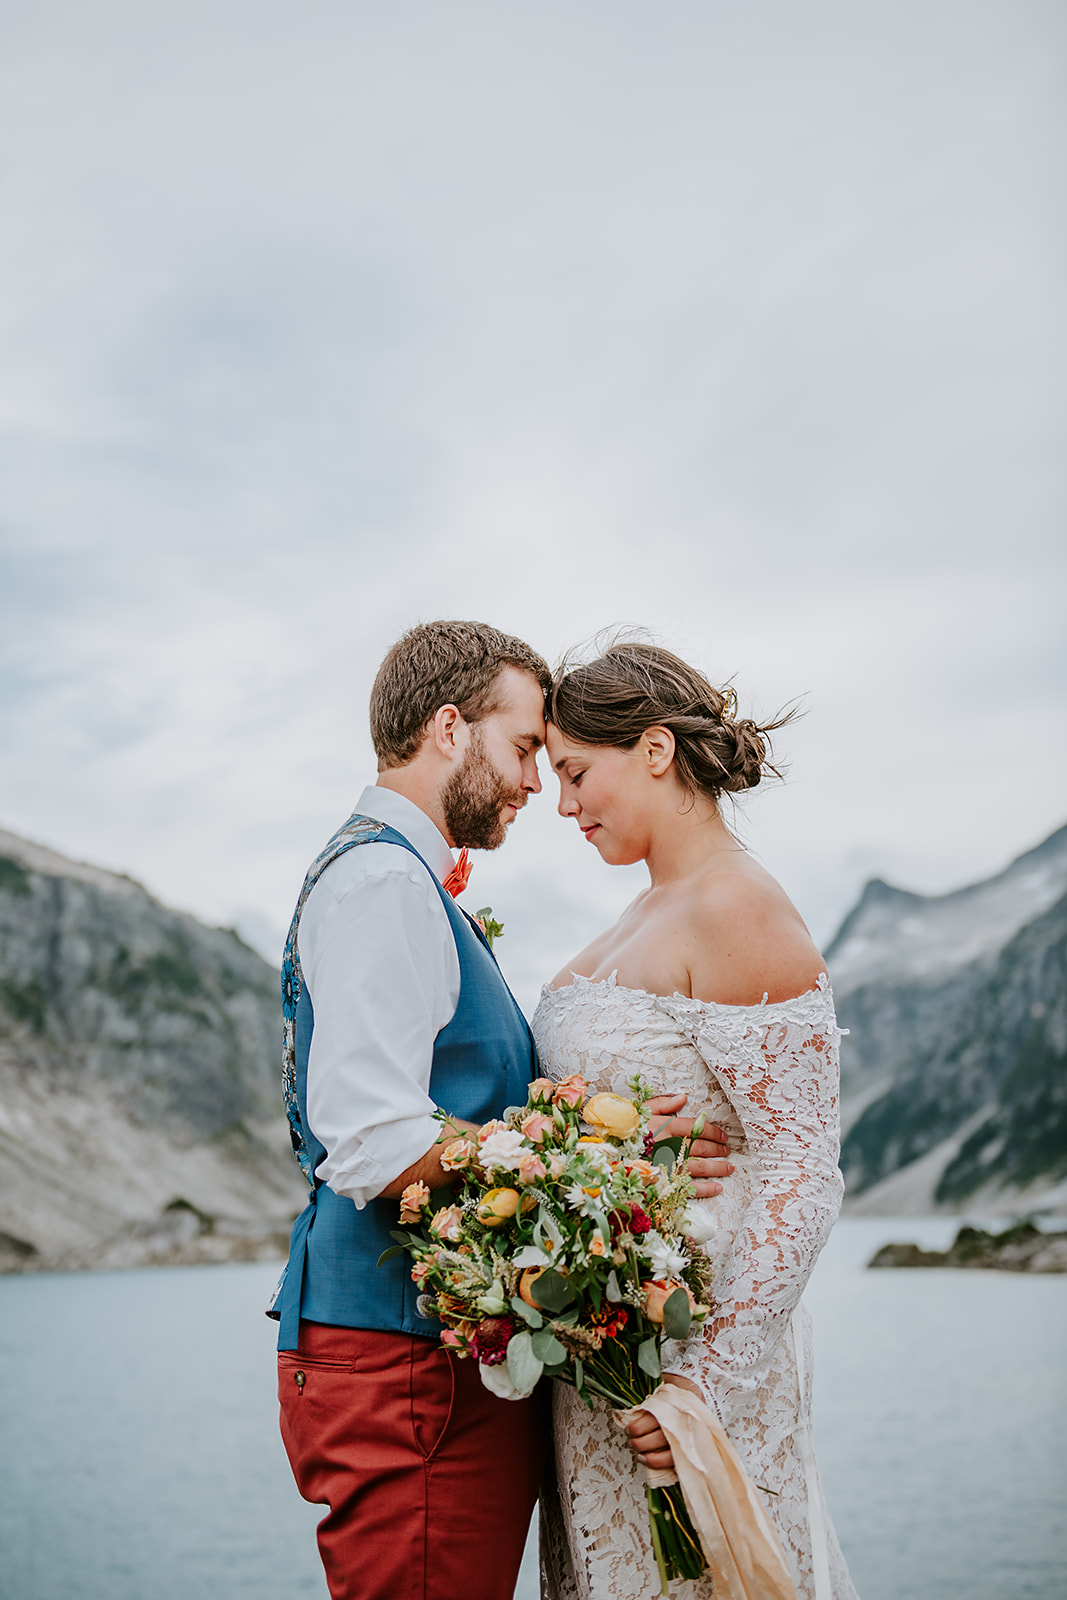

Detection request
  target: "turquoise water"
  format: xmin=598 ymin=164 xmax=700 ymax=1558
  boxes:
xmin=0 ymin=1217 xmax=1063 ymax=1600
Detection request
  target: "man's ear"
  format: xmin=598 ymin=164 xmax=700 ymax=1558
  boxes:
xmin=641 ymin=726 xmax=676 ymax=777
xmin=430 ymin=704 xmax=468 ymax=759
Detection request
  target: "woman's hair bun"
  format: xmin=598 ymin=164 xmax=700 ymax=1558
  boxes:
xmin=549 ymin=639 xmax=792 ymax=803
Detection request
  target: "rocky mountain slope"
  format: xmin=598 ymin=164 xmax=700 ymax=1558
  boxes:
xmin=0 ymin=829 xmax=304 ymax=1271
xmin=829 ymin=823 xmax=1067 ymax=1215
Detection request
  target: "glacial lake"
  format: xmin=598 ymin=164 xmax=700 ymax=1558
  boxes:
xmin=0 ymin=1217 xmax=1063 ymax=1600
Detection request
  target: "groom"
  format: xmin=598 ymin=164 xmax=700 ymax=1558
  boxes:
xmin=273 ymin=620 xmax=732 ymax=1600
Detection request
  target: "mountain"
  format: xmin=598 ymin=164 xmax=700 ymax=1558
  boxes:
xmin=828 ymin=823 xmax=1067 ymax=1215
xmin=0 ymin=828 xmax=305 ymax=1271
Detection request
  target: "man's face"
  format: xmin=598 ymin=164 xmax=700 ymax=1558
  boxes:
xmin=442 ymin=667 xmax=546 ymax=850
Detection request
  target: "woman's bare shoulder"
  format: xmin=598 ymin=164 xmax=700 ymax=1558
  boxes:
xmin=681 ymin=859 xmax=825 ymax=1006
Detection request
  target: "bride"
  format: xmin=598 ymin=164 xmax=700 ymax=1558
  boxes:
xmin=532 ymin=641 xmax=859 ymax=1600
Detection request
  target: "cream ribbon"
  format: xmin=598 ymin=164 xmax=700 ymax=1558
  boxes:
xmin=617 ymin=1385 xmax=798 ymax=1600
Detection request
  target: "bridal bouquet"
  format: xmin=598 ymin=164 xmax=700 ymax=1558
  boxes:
xmin=380 ymin=1073 xmax=719 ymax=1591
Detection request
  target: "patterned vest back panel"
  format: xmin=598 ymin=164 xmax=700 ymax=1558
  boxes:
xmin=273 ymin=820 xmax=536 ymax=1350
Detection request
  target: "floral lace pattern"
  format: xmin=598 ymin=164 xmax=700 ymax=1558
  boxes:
xmin=532 ymin=973 xmax=859 ymax=1600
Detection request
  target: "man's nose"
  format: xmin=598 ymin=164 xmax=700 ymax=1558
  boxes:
xmin=524 ymin=757 xmax=542 ymax=794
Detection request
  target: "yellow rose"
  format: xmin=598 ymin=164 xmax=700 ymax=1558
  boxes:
xmin=583 ymin=1093 xmax=642 ymax=1140
xmin=476 ymin=1187 xmax=521 ymax=1228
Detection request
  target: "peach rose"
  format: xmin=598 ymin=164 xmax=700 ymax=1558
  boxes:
xmin=528 ymin=1077 xmax=557 ymax=1103
xmin=440 ymin=1138 xmax=476 ymax=1171
xmin=587 ymin=1234 xmax=607 ymax=1258
xmin=520 ymin=1111 xmax=555 ymax=1144
xmin=399 ymin=1181 xmax=431 ymax=1223
xmin=429 ymin=1204 xmax=464 ymax=1242
xmin=477 ymin=1119 xmax=509 ymax=1143
xmin=517 ymin=1152 xmax=547 ymax=1183
xmin=643 ymin=1280 xmax=699 ymax=1323
xmin=643 ymin=1279 xmax=681 ymax=1323
xmin=553 ymin=1074 xmax=588 ymax=1108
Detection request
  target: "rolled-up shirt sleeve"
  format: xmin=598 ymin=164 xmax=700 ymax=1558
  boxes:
xmin=298 ymin=846 xmax=460 ymax=1209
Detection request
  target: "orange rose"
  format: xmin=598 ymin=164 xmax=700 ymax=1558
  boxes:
xmin=518 ymin=1267 xmax=546 ymax=1308
xmin=643 ymin=1279 xmax=681 ymax=1323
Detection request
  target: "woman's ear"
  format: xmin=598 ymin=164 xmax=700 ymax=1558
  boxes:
xmin=641 ymin=726 xmax=675 ymax=777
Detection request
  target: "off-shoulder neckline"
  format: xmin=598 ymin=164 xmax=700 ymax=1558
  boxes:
xmin=540 ymin=968 xmax=833 ymax=1014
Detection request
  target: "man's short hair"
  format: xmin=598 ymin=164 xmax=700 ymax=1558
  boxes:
xmin=370 ymin=620 xmax=552 ymax=769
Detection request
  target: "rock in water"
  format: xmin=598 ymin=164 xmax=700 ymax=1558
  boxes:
xmin=868 ymin=1222 xmax=1067 ymax=1273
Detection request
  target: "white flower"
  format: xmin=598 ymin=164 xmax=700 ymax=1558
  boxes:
xmin=512 ymin=1244 xmax=554 ymax=1269
xmin=645 ymin=1230 xmax=690 ymax=1277
xmin=479 ymin=1361 xmax=524 ymax=1400
xmin=475 ymin=1280 xmax=508 ymax=1315
xmin=564 ymin=1184 xmax=590 ymax=1210
xmin=683 ymin=1202 xmax=718 ymax=1245
xmin=478 ymin=1128 xmax=528 ymax=1171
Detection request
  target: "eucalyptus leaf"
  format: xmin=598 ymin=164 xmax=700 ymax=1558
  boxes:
xmin=530 ymin=1329 xmax=567 ymax=1363
xmin=389 ymin=1229 xmax=415 ymax=1246
xmin=651 ymin=1144 xmax=676 ymax=1173
xmin=638 ymin=1335 xmax=661 ymax=1379
xmin=574 ymin=1355 xmax=584 ymax=1393
xmin=506 ymin=1330 xmax=544 ymax=1396
xmin=530 ymin=1268 xmax=576 ymax=1314
xmin=510 ymin=1296 xmax=544 ymax=1329
xmin=375 ymin=1244 xmax=405 ymax=1267
xmin=606 ymin=1270 xmax=623 ymax=1303
xmin=662 ymin=1287 xmax=692 ymax=1341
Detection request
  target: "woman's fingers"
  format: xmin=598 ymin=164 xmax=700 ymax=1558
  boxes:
xmin=624 ymin=1410 xmax=675 ymax=1472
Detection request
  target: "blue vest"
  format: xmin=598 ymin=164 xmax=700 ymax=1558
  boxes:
xmin=273 ymin=816 xmax=536 ymax=1350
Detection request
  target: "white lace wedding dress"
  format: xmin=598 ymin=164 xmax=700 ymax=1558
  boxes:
xmin=531 ymin=972 xmax=859 ymax=1600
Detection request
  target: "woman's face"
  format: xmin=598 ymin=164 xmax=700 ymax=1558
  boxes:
xmin=545 ymin=724 xmax=655 ymax=866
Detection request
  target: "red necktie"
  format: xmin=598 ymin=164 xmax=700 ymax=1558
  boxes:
xmin=442 ymin=847 xmax=471 ymax=898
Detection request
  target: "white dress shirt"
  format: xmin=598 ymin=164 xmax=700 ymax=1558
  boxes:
xmin=299 ymin=785 xmax=462 ymax=1209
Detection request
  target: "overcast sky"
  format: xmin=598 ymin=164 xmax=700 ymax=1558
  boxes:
xmin=1 ymin=0 xmax=1064 ymax=1013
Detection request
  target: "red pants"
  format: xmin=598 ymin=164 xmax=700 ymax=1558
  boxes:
xmin=279 ymin=1322 xmax=549 ymax=1600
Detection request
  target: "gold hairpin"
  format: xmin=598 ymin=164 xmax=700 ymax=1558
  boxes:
xmin=720 ymin=687 xmax=737 ymax=720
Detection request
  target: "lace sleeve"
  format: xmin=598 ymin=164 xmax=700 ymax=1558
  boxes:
xmin=655 ymin=978 xmax=845 ymax=1430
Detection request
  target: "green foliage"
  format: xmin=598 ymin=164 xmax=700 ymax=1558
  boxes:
xmin=0 ymin=856 xmax=32 ymax=897
xmin=637 ymin=1335 xmax=661 ymax=1379
xmin=662 ymin=1287 xmax=692 ymax=1340
xmin=506 ymin=1330 xmax=543 ymax=1394
xmin=530 ymin=1328 xmax=566 ymax=1363
xmin=529 ymin=1267 xmax=576 ymax=1314
xmin=510 ymin=1296 xmax=543 ymax=1328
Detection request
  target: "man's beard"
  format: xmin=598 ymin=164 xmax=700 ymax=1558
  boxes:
xmin=442 ymin=728 xmax=525 ymax=851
